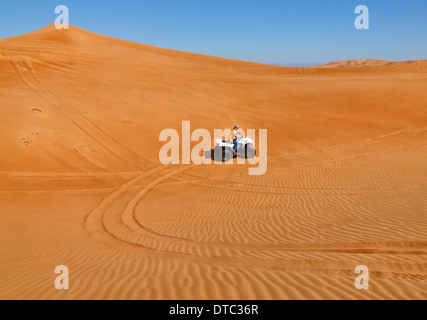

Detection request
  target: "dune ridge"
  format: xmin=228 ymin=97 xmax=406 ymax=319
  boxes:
xmin=0 ymin=24 xmax=426 ymax=300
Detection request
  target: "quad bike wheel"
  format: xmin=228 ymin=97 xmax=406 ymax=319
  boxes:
xmin=223 ymin=148 xmax=234 ymax=161
xmin=245 ymin=143 xmax=256 ymax=158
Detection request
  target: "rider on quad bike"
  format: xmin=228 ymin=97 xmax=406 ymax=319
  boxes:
xmin=229 ymin=125 xmax=243 ymax=154
xmin=214 ymin=125 xmax=256 ymax=161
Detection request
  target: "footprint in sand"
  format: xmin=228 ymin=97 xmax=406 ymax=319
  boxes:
xmin=73 ymin=145 xmax=94 ymax=157
xmin=123 ymin=118 xmax=135 ymax=126
xmin=19 ymin=136 xmax=31 ymax=147
xmin=19 ymin=131 xmax=39 ymax=147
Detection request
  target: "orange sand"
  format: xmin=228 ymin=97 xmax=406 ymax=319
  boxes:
xmin=0 ymin=24 xmax=426 ymax=299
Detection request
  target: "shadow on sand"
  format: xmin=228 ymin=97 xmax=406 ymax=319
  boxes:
xmin=203 ymin=149 xmax=246 ymax=162
xmin=203 ymin=149 xmax=218 ymax=161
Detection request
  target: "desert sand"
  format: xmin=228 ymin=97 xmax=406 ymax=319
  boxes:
xmin=0 ymin=24 xmax=426 ymax=300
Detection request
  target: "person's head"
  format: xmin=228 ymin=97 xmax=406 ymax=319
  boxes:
xmin=233 ymin=125 xmax=239 ymax=130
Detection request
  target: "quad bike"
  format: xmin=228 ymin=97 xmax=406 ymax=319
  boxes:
xmin=214 ymin=136 xmax=256 ymax=161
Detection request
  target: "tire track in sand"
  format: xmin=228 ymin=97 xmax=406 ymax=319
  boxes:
xmin=1 ymin=53 xmax=143 ymax=168
xmin=84 ymin=164 xmax=426 ymax=273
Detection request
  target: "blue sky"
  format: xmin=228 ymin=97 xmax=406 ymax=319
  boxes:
xmin=0 ymin=0 xmax=426 ymax=65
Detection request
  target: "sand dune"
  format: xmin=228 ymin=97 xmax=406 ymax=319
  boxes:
xmin=318 ymin=59 xmax=395 ymax=68
xmin=0 ymin=24 xmax=426 ymax=300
